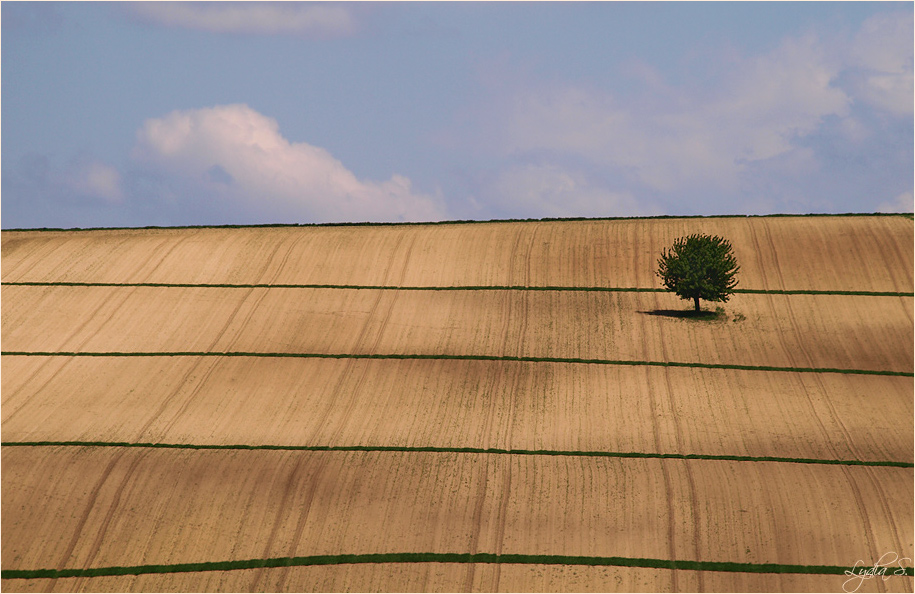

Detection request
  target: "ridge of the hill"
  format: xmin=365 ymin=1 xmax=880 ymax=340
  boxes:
xmin=2 ymin=211 xmax=911 ymax=232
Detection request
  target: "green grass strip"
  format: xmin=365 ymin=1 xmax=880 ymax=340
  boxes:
xmin=2 ymin=351 xmax=911 ymax=377
xmin=3 ymin=552 xmax=912 ymax=580
xmin=3 ymin=441 xmax=911 ymax=468
xmin=2 ymin=211 xmax=911 ymax=232
xmin=4 ymin=281 xmax=912 ymax=297
xmin=734 ymin=288 xmax=913 ymax=297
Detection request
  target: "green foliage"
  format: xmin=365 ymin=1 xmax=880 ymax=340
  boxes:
xmin=657 ymin=233 xmax=740 ymax=311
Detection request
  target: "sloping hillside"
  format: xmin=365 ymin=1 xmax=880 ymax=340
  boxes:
xmin=2 ymin=215 xmax=913 ymax=592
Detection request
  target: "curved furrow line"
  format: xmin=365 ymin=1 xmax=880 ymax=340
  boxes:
xmin=249 ymin=453 xmax=307 ymax=590
xmin=760 ymin=221 xmax=866 ymax=463
xmin=269 ymin=455 xmax=330 ymax=592
xmin=757 ymin=466 xmax=786 ymax=592
xmin=763 ymin=222 xmax=816 ymax=370
xmin=661 ymin=459 xmax=680 ymax=592
xmin=200 ymin=286 xmax=258 ymax=353
xmin=53 ymin=452 xmax=125 ymax=571
xmin=303 ymin=231 xmax=412 ymax=446
xmin=48 ymin=285 xmax=139 ymax=354
xmin=837 ymin=465 xmax=887 ymax=594
xmin=489 ymin=457 xmax=514 ymax=592
xmin=1 ymin=357 xmax=73 ymax=430
xmin=127 ymin=234 xmax=191 ymax=284
xmin=211 ymin=234 xmax=305 ymax=353
xmin=462 ymin=454 xmax=494 ymax=592
xmin=146 ymin=357 xmax=224 ymax=442
xmin=748 ymin=223 xmax=804 ymax=370
xmin=356 ymin=229 xmax=416 ymax=356
xmin=77 ymin=449 xmax=152 ymax=571
xmin=861 ymin=465 xmax=909 ymax=564
xmin=873 ymin=217 xmax=913 ymax=293
xmin=130 ymin=357 xmax=221 ymax=442
xmin=258 ymin=231 xmax=300 ymax=286
xmin=651 ymin=324 xmax=684 ymax=591
xmin=0 ymin=234 xmax=64 ymax=281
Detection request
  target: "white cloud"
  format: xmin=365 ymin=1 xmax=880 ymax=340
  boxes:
xmin=847 ymin=12 xmax=913 ymax=117
xmin=485 ymin=163 xmax=653 ymax=218
xmin=68 ymin=160 xmax=124 ymax=204
xmin=131 ymin=104 xmax=445 ymax=223
xmin=130 ymin=2 xmax=356 ymax=38
xmin=877 ymin=191 xmax=914 ymax=213
xmin=714 ymin=33 xmax=850 ymax=152
xmin=502 ymin=32 xmax=850 ymax=194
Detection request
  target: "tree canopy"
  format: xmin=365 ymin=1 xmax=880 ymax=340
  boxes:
xmin=656 ymin=233 xmax=740 ymax=312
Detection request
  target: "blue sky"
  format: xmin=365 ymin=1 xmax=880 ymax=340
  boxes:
xmin=2 ymin=1 xmax=912 ymax=228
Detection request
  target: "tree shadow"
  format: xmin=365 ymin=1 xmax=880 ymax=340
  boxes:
xmin=638 ymin=308 xmax=725 ymax=321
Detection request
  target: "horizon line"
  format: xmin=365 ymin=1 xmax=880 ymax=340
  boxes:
xmin=3 ymin=211 xmax=912 ymax=233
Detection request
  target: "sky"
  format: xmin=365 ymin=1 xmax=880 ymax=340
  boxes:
xmin=2 ymin=1 xmax=913 ymax=228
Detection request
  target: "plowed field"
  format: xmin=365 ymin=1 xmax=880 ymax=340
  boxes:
xmin=2 ymin=217 xmax=911 ymax=292
xmin=1 ymin=286 xmax=912 ymax=372
xmin=2 ymin=215 xmax=913 ymax=593
xmin=2 ymin=357 xmax=912 ymax=462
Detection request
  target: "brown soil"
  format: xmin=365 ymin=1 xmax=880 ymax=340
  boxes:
xmin=2 ymin=217 xmax=912 ymax=292
xmin=2 ymin=216 xmax=912 ymax=593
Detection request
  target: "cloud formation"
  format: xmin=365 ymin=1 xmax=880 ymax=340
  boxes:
xmin=483 ymin=163 xmax=650 ymax=219
xmin=847 ymin=12 xmax=914 ymax=117
xmin=878 ymin=191 xmax=914 ymax=214
xmin=1 ymin=154 xmax=132 ymax=228
xmin=461 ymin=13 xmax=912 ymax=215
xmin=130 ymin=2 xmax=356 ymax=38
xmin=69 ymin=160 xmax=124 ymax=204
xmin=503 ymin=32 xmax=851 ymax=194
xmin=131 ymin=104 xmax=445 ymax=223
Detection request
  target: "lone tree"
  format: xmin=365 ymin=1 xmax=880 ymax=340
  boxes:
xmin=656 ymin=233 xmax=740 ymax=312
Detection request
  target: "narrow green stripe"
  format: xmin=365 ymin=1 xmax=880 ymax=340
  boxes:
xmin=734 ymin=288 xmax=913 ymax=297
xmin=3 ymin=441 xmax=911 ymax=468
xmin=2 ymin=351 xmax=911 ymax=377
xmin=4 ymin=281 xmax=666 ymax=291
xmin=3 ymin=552 xmax=911 ymax=580
xmin=3 ymin=281 xmax=912 ymax=297
xmin=2 ymin=211 xmax=910 ymax=233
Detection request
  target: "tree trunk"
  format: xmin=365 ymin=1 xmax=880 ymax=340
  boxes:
xmin=694 ymin=296 xmax=700 ymax=312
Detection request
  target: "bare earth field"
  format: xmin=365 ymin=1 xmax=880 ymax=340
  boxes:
xmin=2 ymin=215 xmax=913 ymax=592
xmin=2 ymin=217 xmax=911 ymax=292
xmin=2 ymin=357 xmax=912 ymax=463
xmin=1 ymin=287 xmax=911 ymax=371
xmin=3 ymin=448 xmax=912 ymax=577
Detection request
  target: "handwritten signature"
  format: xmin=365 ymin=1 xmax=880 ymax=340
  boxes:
xmin=842 ymin=552 xmax=912 ymax=593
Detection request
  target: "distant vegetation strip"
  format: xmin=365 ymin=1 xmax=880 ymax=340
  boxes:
xmin=2 ymin=211 xmax=911 ymax=232
xmin=4 ymin=552 xmax=912 ymax=580
xmin=3 ymin=351 xmax=911 ymax=377
xmin=3 ymin=441 xmax=911 ymax=468
xmin=3 ymin=281 xmax=912 ymax=297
